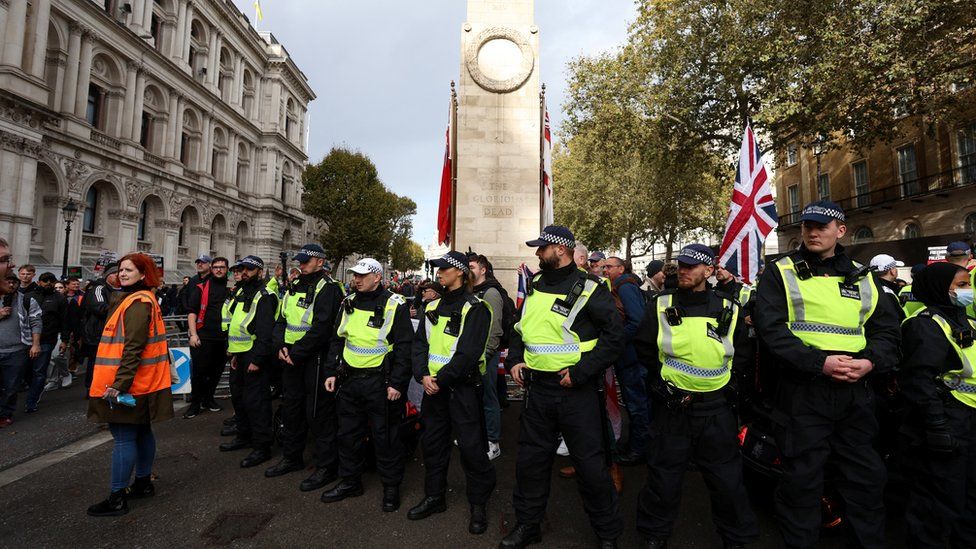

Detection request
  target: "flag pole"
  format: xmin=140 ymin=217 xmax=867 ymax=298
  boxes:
xmin=450 ymin=80 xmax=458 ymax=252
xmin=540 ymin=84 xmax=545 ymax=232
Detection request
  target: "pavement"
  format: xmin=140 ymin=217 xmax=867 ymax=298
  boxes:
xmin=0 ymin=385 xmax=909 ymax=548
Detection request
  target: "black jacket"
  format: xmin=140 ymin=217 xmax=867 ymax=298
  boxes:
xmin=752 ymin=244 xmax=901 ymax=377
xmin=323 ymin=287 xmax=413 ymax=394
xmin=412 ymin=287 xmax=491 ymax=388
xmin=187 ymin=275 xmax=229 ymax=341
xmin=507 ymin=263 xmax=624 ymax=386
xmin=899 ymin=304 xmax=969 ymax=427
xmin=231 ymin=277 xmax=279 ymax=366
xmin=34 ymin=287 xmax=68 ymax=345
xmin=273 ymin=269 xmax=344 ymax=365
xmin=81 ymin=278 xmax=114 ymax=346
xmin=876 ymin=275 xmax=906 ymax=321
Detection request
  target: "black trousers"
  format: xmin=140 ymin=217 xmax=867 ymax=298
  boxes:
xmin=81 ymin=343 xmax=98 ymax=392
xmin=512 ymin=373 xmax=623 ymax=541
xmin=279 ymin=357 xmax=338 ymax=470
xmin=190 ymin=338 xmax=228 ymax=405
xmin=901 ymin=399 xmax=976 ymax=548
xmin=773 ymin=376 xmax=886 ymax=549
xmin=636 ymin=397 xmax=758 ymax=543
xmin=337 ymin=372 xmax=404 ymax=486
xmin=229 ymin=351 xmax=273 ymax=448
xmin=421 ymin=382 xmax=496 ymax=504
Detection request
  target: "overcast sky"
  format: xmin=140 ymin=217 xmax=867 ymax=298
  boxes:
xmin=231 ymin=0 xmax=637 ymax=243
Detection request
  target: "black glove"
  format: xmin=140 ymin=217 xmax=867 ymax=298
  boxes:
xmin=925 ymin=418 xmax=955 ymax=454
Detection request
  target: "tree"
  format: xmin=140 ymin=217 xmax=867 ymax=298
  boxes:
xmin=389 ymin=234 xmax=425 ymax=274
xmin=302 ymin=147 xmax=416 ymax=264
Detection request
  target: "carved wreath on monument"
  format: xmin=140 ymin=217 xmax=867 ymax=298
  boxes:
xmin=465 ymin=27 xmax=535 ymax=93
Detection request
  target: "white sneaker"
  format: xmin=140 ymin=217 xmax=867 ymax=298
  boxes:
xmin=487 ymin=441 xmax=501 ymax=461
xmin=43 ymin=381 xmax=59 ymax=392
xmin=61 ymin=374 xmax=73 ymax=388
xmin=556 ymin=437 xmax=569 ymax=457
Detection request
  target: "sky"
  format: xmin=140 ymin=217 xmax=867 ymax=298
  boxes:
xmin=232 ymin=0 xmax=637 ymax=244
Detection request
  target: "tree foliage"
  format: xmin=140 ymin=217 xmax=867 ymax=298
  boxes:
xmin=389 ymin=234 xmax=425 ymax=273
xmin=302 ymin=147 xmax=416 ymax=265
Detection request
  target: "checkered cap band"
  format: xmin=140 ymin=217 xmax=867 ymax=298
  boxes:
xmin=540 ymin=232 xmax=575 ymax=248
xmin=441 ymin=254 xmax=469 ymax=273
xmin=303 ymin=249 xmax=327 ymax=259
xmin=355 ymin=261 xmax=382 ymax=274
xmin=802 ymin=205 xmax=846 ymax=222
xmin=240 ymin=257 xmax=263 ymax=269
xmin=678 ymin=248 xmax=714 ymax=266
xmin=878 ymin=261 xmax=897 ymax=272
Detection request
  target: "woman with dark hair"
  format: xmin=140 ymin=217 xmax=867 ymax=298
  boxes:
xmin=899 ymin=262 xmax=976 ymax=546
xmin=87 ymin=253 xmax=174 ymax=517
xmin=407 ymin=251 xmax=496 ymax=535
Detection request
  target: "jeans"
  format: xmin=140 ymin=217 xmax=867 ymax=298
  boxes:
xmin=25 ymin=343 xmax=56 ymax=409
xmin=109 ymin=423 xmax=156 ymax=492
xmin=614 ymin=361 xmax=650 ymax=456
xmin=0 ymin=347 xmax=29 ymax=418
xmin=482 ymin=353 xmax=502 ymax=442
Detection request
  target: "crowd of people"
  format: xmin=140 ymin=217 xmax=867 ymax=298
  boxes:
xmin=0 ymin=196 xmax=975 ymax=548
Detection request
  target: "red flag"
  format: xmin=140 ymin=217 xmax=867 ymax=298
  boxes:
xmin=437 ymin=122 xmax=453 ymax=246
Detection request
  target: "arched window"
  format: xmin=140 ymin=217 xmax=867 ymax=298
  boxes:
xmin=179 ymin=209 xmax=188 ymax=246
xmin=853 ymin=226 xmax=874 ymax=243
xmin=904 ymin=222 xmax=921 ymax=240
xmin=966 ymin=213 xmax=976 ymax=236
xmin=83 ymin=187 xmax=98 ymax=233
xmin=137 ymin=200 xmax=148 ymax=241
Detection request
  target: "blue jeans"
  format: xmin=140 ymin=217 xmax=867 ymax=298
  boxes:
xmin=614 ymin=361 xmax=650 ymax=456
xmin=25 ymin=343 xmax=55 ymax=409
xmin=0 ymin=347 xmax=29 ymax=418
xmin=481 ymin=353 xmax=502 ymax=442
xmin=109 ymin=423 xmax=156 ymax=492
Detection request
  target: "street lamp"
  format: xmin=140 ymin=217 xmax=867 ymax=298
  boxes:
xmin=61 ymin=199 xmax=79 ymax=280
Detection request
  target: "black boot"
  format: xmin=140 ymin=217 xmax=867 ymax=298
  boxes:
xmin=220 ymin=424 xmax=238 ymax=437
xmin=407 ymin=495 xmax=447 ymax=520
xmin=645 ymin=539 xmax=668 ymax=549
xmin=498 ymin=523 xmax=541 ymax=548
xmin=222 ymin=415 xmax=237 ymax=426
xmin=127 ymin=476 xmax=155 ymax=499
xmin=382 ymin=484 xmax=400 ymax=512
xmin=219 ymin=438 xmax=251 ymax=452
xmin=320 ymin=479 xmax=364 ymax=503
xmin=599 ymin=539 xmax=618 ymax=549
xmin=240 ymin=448 xmax=272 ymax=468
xmin=299 ymin=468 xmax=338 ymax=492
xmin=87 ymin=490 xmax=129 ymax=517
xmin=182 ymin=402 xmax=201 ymax=419
xmin=264 ymin=457 xmax=304 ymax=478
xmin=468 ymin=503 xmax=488 ymax=535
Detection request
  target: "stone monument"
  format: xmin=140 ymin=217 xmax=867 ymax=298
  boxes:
xmin=454 ymin=0 xmax=541 ymax=289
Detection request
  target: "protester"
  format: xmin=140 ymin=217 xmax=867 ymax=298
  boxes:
xmin=587 ymin=251 xmax=606 ymax=277
xmin=80 ymin=265 xmax=119 ymax=391
xmin=18 ymin=264 xmax=37 ymax=296
xmin=645 ymin=260 xmax=665 ymax=294
xmin=871 ymin=253 xmax=906 ymax=320
xmin=24 ymin=272 xmax=67 ymax=412
xmin=469 ymin=254 xmax=506 ymax=460
xmin=184 ymin=256 xmax=229 ymax=418
xmin=0 ymin=272 xmax=41 ymax=428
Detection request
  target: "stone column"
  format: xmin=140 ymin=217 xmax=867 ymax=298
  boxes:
xmin=131 ymin=0 xmax=145 ymax=35
xmin=173 ymin=0 xmax=187 ymax=60
xmin=269 ymin=80 xmax=282 ymax=133
xmin=61 ymin=23 xmax=81 ymax=114
xmin=226 ymin=133 xmax=238 ymax=185
xmin=48 ymin=53 xmax=66 ymax=110
xmin=1 ymin=0 xmax=29 ymax=68
xmin=167 ymin=93 xmax=184 ymax=159
xmin=141 ymin=0 xmax=154 ymax=37
xmin=121 ymin=62 xmax=139 ymax=140
xmin=73 ymin=31 xmax=94 ymax=118
xmin=201 ymin=112 xmax=212 ymax=174
xmin=131 ymin=68 xmax=147 ymax=142
xmin=28 ymin=0 xmax=52 ymax=79
xmin=208 ymin=32 xmax=221 ymax=90
xmin=181 ymin=3 xmax=195 ymax=66
xmin=232 ymin=55 xmax=244 ymax=106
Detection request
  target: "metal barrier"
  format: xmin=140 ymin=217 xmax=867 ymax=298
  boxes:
xmin=161 ymin=315 xmax=231 ymax=401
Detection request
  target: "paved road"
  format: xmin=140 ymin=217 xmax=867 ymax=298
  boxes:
xmin=0 ymin=389 xmax=908 ymax=548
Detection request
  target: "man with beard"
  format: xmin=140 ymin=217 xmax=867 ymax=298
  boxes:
xmin=184 ymin=257 xmax=230 ymax=418
xmin=501 ymin=226 xmax=624 ymax=549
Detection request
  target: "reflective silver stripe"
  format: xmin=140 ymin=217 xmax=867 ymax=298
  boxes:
xmin=100 ymin=334 xmax=167 ymax=345
xmin=561 ymin=280 xmax=599 ymax=343
xmin=95 ymin=354 xmax=168 ymax=367
xmin=429 ymin=354 xmax=451 ymax=364
xmin=658 ymin=294 xmax=677 ymax=358
xmin=375 ymin=295 xmax=402 ymax=347
xmin=423 ymin=299 xmax=440 ymax=342
xmin=286 ymin=324 xmax=311 ymax=333
xmin=930 ymin=314 xmax=976 ymax=379
xmin=789 ymin=322 xmax=863 ymax=336
xmin=525 ymin=343 xmax=581 ymax=354
xmin=856 ymin=269 xmax=874 ymax=326
xmin=297 ymin=279 xmax=328 ymax=328
xmin=346 ymin=343 xmax=388 ymax=355
xmin=664 ymin=357 xmax=730 ymax=379
xmin=779 ymin=259 xmax=806 ymax=320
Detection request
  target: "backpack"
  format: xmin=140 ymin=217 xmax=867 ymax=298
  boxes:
xmin=477 ymin=280 xmax=517 ymax=350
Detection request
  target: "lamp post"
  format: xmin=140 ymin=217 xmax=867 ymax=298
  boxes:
xmin=61 ymin=199 xmax=78 ymax=280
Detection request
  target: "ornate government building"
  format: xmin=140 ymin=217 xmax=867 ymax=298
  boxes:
xmin=0 ymin=0 xmax=314 ymax=280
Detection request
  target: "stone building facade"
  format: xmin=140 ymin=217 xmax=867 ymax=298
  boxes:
xmin=0 ymin=0 xmax=314 ymax=281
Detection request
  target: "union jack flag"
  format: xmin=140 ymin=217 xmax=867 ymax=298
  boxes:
xmin=718 ymin=123 xmax=778 ymax=284
xmin=515 ymin=263 xmax=534 ymax=310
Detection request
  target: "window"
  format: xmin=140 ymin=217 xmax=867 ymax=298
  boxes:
xmin=137 ymin=201 xmax=148 ymax=241
xmin=236 ymin=164 xmax=246 ymax=188
xmin=211 ymin=150 xmax=220 ymax=179
xmin=86 ymin=84 xmax=104 ymax=129
xmin=966 ymin=213 xmax=976 ymax=236
xmin=904 ymin=222 xmax=921 ymax=240
xmin=897 ymin=144 xmax=919 ymax=196
xmin=787 ymin=184 xmax=799 ymax=214
xmin=140 ymin=112 xmax=152 ymax=148
xmin=786 ymin=143 xmax=798 ymax=167
xmin=179 ymin=209 xmax=188 ymax=246
xmin=285 ymin=118 xmax=294 ymax=141
xmin=180 ymin=132 xmax=189 ymax=165
xmin=959 ymin=122 xmax=976 ymax=185
xmin=103 ymin=0 xmax=115 ymax=15
xmin=188 ymin=45 xmax=196 ymax=67
xmin=83 ymin=187 xmax=98 ymax=233
xmin=853 ymin=227 xmax=874 ymax=243
xmin=280 ymin=176 xmax=287 ymax=203
xmin=817 ymin=174 xmax=830 ymax=201
xmin=853 ymin=161 xmax=869 ymax=207
xmin=150 ymin=14 xmax=160 ymax=40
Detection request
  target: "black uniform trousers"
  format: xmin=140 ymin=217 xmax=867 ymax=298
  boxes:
xmin=190 ymin=338 xmax=228 ymax=404
xmin=336 ymin=370 xmax=404 ymax=486
xmin=229 ymin=350 xmax=273 ymax=449
xmin=901 ymin=398 xmax=976 ymax=548
xmin=636 ymin=395 xmax=758 ymax=543
xmin=420 ymin=381 xmax=496 ymax=504
xmin=773 ymin=376 xmax=886 ymax=549
xmin=279 ymin=357 xmax=338 ymax=470
xmin=513 ymin=371 xmax=623 ymax=540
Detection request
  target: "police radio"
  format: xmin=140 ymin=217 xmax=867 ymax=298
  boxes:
xmin=844 ymin=265 xmax=871 ymax=286
xmin=953 ymin=328 xmax=975 ymax=348
xmin=664 ymin=307 xmax=682 ymax=326
xmin=444 ymin=311 xmax=462 ymax=337
xmin=716 ymin=306 xmax=734 ymax=337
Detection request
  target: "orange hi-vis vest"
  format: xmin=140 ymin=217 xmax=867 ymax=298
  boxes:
xmin=89 ymin=290 xmax=171 ymax=398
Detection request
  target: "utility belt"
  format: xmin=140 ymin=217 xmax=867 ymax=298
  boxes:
xmin=652 ymin=381 xmax=726 ymax=411
xmin=343 ymin=366 xmax=385 ymax=379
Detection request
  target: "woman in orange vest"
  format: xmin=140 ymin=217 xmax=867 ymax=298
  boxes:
xmin=87 ymin=253 xmax=173 ymax=517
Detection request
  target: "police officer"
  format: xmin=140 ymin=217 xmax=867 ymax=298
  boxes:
xmin=266 ymin=244 xmax=345 ymax=492
xmin=501 ymin=225 xmax=624 ymax=549
xmin=753 ymin=201 xmax=901 ymax=549
xmin=218 ymin=256 xmax=278 ymax=468
xmin=898 ymin=262 xmax=976 ymax=547
xmin=899 ymin=263 xmax=927 ymax=318
xmin=633 ymin=244 xmax=758 ymax=548
xmin=321 ymin=258 xmax=413 ymax=512
xmin=408 ymin=251 xmax=496 ymax=535
xmin=219 ymin=261 xmax=244 ymax=437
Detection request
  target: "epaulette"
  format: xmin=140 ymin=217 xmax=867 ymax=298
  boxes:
xmin=465 ymin=294 xmax=482 ymax=307
xmin=389 ymin=293 xmax=406 ymax=305
xmin=584 ymin=272 xmax=602 ymax=284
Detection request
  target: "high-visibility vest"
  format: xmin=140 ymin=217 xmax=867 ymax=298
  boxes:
xmin=221 ymin=286 xmax=240 ymax=332
xmin=905 ymin=307 xmax=976 ymax=409
xmin=266 ymin=276 xmax=279 ymax=296
xmin=423 ymin=295 xmax=490 ymax=377
xmin=656 ymin=292 xmax=738 ymax=392
xmin=336 ymin=292 xmax=405 ymax=368
xmin=775 ymin=256 xmax=878 ymax=353
xmin=227 ymin=287 xmax=276 ymax=353
xmin=738 ymin=284 xmax=754 ymax=306
xmin=899 ymin=284 xmax=924 ymax=318
xmin=515 ymin=273 xmax=600 ymax=372
xmin=89 ymin=290 xmax=171 ymax=398
xmin=280 ymin=275 xmax=344 ymax=345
